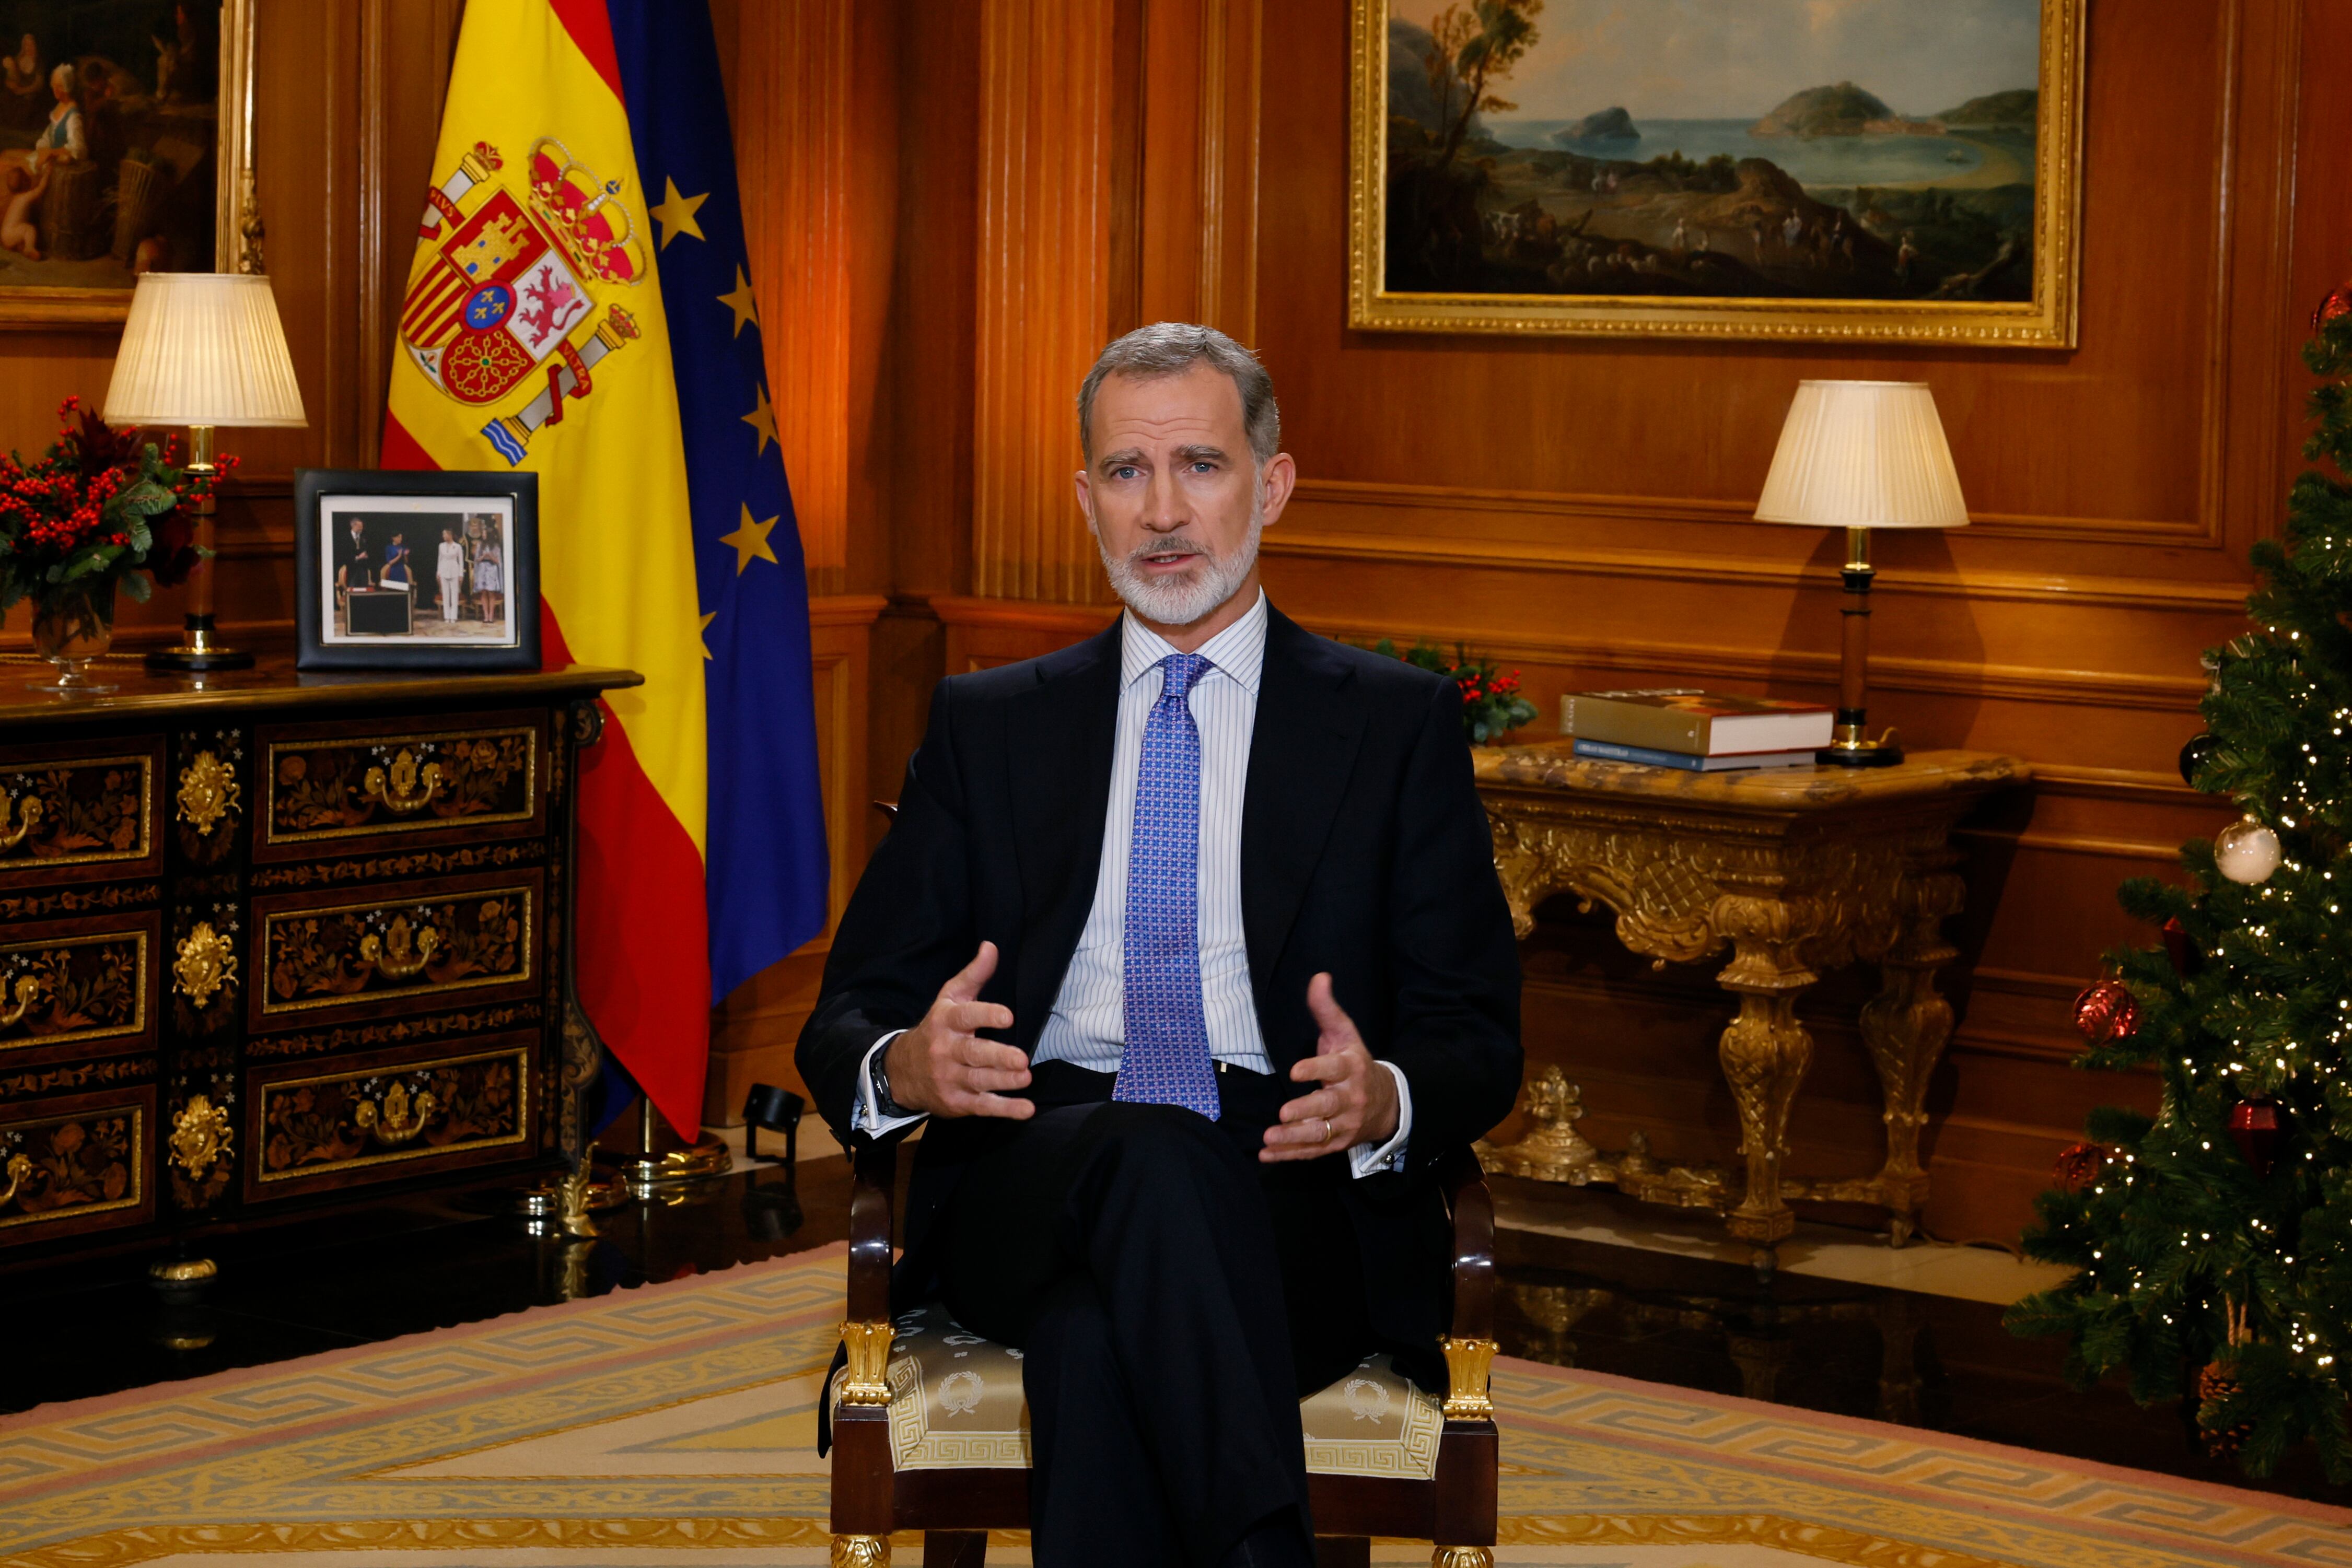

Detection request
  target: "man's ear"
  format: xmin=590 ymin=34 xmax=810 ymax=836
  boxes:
xmin=1073 ymin=467 xmax=1095 ymax=532
xmin=1257 ymin=451 xmax=1298 ymax=529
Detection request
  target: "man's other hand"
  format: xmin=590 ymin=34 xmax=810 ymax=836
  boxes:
xmin=885 ymin=942 xmax=1034 ymax=1119
xmin=1263 ymin=972 xmax=1398 ymax=1162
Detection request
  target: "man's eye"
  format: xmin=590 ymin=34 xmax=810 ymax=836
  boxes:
xmin=1113 ymin=466 xmax=1139 ymax=480
xmin=1190 ymin=461 xmax=1216 ymax=472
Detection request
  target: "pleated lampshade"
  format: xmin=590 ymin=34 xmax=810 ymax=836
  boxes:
xmin=1753 ymin=380 xmax=1967 ymax=531
xmin=103 ymin=272 xmax=307 ymax=429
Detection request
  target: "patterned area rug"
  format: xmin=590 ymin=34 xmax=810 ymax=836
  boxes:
xmin=3 ymin=1244 xmax=2346 ymax=1567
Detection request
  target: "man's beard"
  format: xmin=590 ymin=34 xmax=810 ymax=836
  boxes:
xmin=1093 ymin=494 xmax=1264 ymax=628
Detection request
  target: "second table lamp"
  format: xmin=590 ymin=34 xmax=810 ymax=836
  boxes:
xmin=1753 ymin=379 xmax=1970 ymax=767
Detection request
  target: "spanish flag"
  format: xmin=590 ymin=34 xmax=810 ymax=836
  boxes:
xmin=384 ymin=0 xmax=830 ymax=1137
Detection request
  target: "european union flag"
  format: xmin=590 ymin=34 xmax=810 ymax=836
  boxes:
xmin=606 ymin=0 xmax=830 ymax=1007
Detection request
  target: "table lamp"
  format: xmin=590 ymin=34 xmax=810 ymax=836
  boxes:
xmin=102 ymin=272 xmax=307 ymax=672
xmin=1753 ymin=379 xmax=1969 ymax=767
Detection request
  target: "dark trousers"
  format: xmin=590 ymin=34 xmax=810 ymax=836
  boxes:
xmin=933 ymin=1059 xmax=1376 ymax=1568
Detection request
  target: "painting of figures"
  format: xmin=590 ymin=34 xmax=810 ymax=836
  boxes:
xmin=1350 ymin=0 xmax=2083 ymax=346
xmin=0 ymin=0 xmax=237 ymax=323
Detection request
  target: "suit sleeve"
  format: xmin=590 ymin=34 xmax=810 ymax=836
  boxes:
xmin=795 ymin=676 xmax=976 ymax=1144
xmin=1373 ymin=678 xmax=1523 ymax=1183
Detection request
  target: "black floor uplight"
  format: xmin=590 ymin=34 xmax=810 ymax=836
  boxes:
xmin=741 ymin=1083 xmax=805 ymax=1165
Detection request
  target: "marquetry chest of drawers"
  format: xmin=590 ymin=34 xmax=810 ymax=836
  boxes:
xmin=0 ymin=659 xmax=639 ymax=1270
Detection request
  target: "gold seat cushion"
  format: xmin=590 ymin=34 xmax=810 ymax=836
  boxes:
xmin=836 ymin=1303 xmax=1442 ymax=1480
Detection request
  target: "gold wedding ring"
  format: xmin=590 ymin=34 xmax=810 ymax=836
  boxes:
xmin=1317 ymin=1116 xmax=1332 ymax=1144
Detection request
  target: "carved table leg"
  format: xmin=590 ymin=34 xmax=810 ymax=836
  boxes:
xmin=1857 ymin=849 xmax=1964 ymax=1246
xmin=1710 ymin=893 xmax=1824 ymax=1272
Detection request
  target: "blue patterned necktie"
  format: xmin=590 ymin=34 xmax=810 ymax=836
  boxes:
xmin=1113 ymin=651 xmax=1220 ymax=1119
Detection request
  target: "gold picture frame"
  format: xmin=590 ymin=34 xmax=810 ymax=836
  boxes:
xmin=1350 ymin=0 xmax=2085 ymax=348
xmin=0 ymin=0 xmax=258 ymax=329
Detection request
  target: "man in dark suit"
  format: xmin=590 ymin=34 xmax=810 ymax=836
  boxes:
xmin=333 ymin=514 xmax=371 ymax=609
xmin=799 ymin=323 xmax=1520 ymax=1568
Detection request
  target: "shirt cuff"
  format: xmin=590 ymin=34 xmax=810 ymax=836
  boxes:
xmin=1348 ymin=1061 xmax=1412 ymax=1178
xmin=853 ymin=1029 xmax=928 ymax=1138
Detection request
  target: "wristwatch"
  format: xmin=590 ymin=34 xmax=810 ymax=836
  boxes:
xmin=870 ymin=1040 xmax=909 ymax=1118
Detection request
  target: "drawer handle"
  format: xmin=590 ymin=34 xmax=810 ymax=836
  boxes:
xmin=0 ymin=974 xmax=39 ymax=1029
xmin=0 ymin=1151 xmax=29 ymax=1210
xmin=354 ymin=1080 xmax=439 ymax=1145
xmin=359 ymin=916 xmax=441 ymax=980
xmin=362 ymin=750 xmax=445 ymax=815
xmin=0 ymin=794 xmax=40 ymax=853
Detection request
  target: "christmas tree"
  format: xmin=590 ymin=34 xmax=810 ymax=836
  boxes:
xmin=2005 ymin=289 xmax=2352 ymax=1479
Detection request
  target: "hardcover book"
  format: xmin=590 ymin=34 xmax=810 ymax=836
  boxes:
xmin=1570 ymin=739 xmax=1820 ymax=773
xmin=1561 ymin=689 xmax=1835 ymax=756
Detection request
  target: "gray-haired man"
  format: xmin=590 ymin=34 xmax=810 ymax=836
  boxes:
xmin=800 ymin=323 xmax=1522 ymax=1568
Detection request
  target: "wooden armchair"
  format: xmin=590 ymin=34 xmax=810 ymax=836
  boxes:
xmin=826 ymin=1139 xmax=1500 ymax=1568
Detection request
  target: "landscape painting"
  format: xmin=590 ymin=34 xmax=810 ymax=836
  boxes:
xmin=1350 ymin=0 xmax=2083 ymax=346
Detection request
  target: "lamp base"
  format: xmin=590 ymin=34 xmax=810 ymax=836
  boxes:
xmin=145 ymin=614 xmax=254 ymax=673
xmin=1817 ymin=740 xmax=1903 ymax=768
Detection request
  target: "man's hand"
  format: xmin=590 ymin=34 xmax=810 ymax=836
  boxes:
xmin=1262 ymin=973 xmax=1398 ymax=1162
xmin=883 ymin=942 xmax=1033 ymax=1119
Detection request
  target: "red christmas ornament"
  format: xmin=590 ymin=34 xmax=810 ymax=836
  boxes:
xmin=2318 ymin=282 xmax=2352 ymax=333
xmin=2072 ymin=980 xmax=2141 ymax=1044
xmin=2228 ymin=1097 xmax=2288 ymax=1178
xmin=2161 ymin=917 xmax=2202 ymax=977
xmin=2052 ymin=1141 xmax=2116 ymax=1194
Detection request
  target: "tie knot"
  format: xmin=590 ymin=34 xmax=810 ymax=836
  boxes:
xmin=1159 ymin=652 xmax=1213 ymax=702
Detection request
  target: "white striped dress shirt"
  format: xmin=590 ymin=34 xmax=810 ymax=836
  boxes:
xmin=857 ymin=592 xmax=1411 ymax=1175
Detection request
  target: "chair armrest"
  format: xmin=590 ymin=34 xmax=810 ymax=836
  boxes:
xmin=1440 ymin=1145 xmax=1494 ymax=1342
xmin=848 ymin=1138 xmax=896 ymax=1324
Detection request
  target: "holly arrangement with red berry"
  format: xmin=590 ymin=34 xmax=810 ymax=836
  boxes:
xmin=2006 ymin=281 xmax=2352 ymax=1479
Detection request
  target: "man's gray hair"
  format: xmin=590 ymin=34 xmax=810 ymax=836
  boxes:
xmin=1077 ymin=322 xmax=1280 ymax=469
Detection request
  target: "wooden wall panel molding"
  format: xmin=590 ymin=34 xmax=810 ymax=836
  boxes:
xmin=971 ymin=0 xmax=1118 ymax=604
xmin=740 ymin=0 xmax=854 ymax=582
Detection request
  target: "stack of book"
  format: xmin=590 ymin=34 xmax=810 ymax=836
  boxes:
xmin=1561 ymin=689 xmax=1834 ymax=773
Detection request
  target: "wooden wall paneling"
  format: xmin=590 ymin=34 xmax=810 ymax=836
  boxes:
xmin=935 ymin=593 xmax=1116 ymax=674
xmin=740 ymin=0 xmax=854 ymax=592
xmin=971 ymin=0 xmax=1117 ymax=604
xmin=1135 ymin=0 xmax=1263 ymax=339
xmin=706 ymin=593 xmax=886 ymax=1122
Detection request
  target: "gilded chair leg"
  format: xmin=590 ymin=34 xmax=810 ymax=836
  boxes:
xmin=1431 ymin=1549 xmax=1494 ymax=1568
xmin=831 ymin=1535 xmax=890 ymax=1567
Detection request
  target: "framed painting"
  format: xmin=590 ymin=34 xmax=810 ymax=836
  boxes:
xmin=1350 ymin=0 xmax=2084 ymax=347
xmin=0 ymin=0 xmax=254 ymax=327
xmin=292 ymin=469 xmax=541 ymax=672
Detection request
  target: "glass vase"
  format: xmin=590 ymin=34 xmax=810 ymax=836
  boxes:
xmin=28 ymin=578 xmax=119 ymax=694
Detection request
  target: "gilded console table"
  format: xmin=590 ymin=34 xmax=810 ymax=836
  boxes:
xmin=0 ymin=657 xmax=638 ymax=1277
xmin=1472 ymin=744 xmax=2028 ymax=1272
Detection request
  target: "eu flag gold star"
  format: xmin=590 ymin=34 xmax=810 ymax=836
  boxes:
xmin=741 ymin=385 xmax=776 ymax=455
xmin=650 ymin=178 xmax=708 ymax=251
xmin=718 ymin=267 xmax=759 ymax=337
xmin=718 ymin=504 xmax=778 ymax=575
xmin=699 ymin=610 xmax=717 ymax=659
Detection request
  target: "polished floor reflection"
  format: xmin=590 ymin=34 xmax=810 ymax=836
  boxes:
xmin=2 ymin=1153 xmax=2342 ymax=1506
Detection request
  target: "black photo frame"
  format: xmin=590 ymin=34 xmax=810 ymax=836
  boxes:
xmin=293 ymin=469 xmax=539 ymax=671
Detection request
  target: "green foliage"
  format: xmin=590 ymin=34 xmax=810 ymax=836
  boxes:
xmin=2004 ymin=301 xmax=2352 ymax=1479
xmin=1368 ymin=637 xmax=1539 ymax=745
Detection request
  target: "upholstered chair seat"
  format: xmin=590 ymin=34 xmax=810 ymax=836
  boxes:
xmin=825 ymin=1142 xmax=1501 ymax=1568
xmin=839 ymin=1300 xmax=1447 ymax=1480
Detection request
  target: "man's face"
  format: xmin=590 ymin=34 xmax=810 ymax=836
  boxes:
xmin=1075 ymin=361 xmax=1293 ymax=629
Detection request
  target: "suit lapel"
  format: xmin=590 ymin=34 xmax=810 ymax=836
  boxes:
xmin=1007 ymin=621 xmax=1123 ymax=1048
xmin=1241 ymin=609 xmax=1368 ymax=1038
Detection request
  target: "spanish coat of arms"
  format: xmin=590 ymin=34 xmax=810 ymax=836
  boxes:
xmin=400 ymin=138 xmax=647 ymax=466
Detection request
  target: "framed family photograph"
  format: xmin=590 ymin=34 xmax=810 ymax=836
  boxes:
xmin=0 ymin=0 xmax=257 ymax=326
xmin=1350 ymin=0 xmax=2085 ymax=346
xmin=292 ymin=469 xmax=539 ymax=672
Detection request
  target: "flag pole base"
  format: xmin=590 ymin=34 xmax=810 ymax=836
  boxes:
xmin=602 ymin=1134 xmax=733 ymax=1190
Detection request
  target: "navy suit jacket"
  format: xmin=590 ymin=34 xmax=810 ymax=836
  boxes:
xmin=797 ymin=604 xmax=1522 ymax=1366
